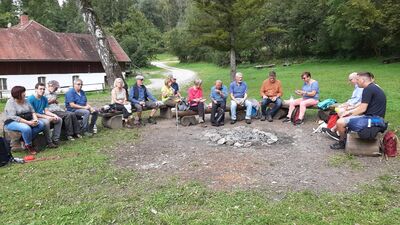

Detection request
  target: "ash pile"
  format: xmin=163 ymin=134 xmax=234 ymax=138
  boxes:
xmin=202 ymin=126 xmax=278 ymax=148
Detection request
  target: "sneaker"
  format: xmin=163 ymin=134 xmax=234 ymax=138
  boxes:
xmin=260 ymin=116 xmax=266 ymax=121
xmin=267 ymin=114 xmax=273 ymax=122
xmin=211 ymin=123 xmax=219 ymax=127
xmin=75 ymin=134 xmax=83 ymax=139
xmin=230 ymin=120 xmax=236 ymax=124
xmin=330 ymin=141 xmax=346 ymax=150
xmin=25 ymin=144 xmax=37 ymax=155
xmin=148 ymin=117 xmax=157 ymax=124
xmin=245 ymin=119 xmax=251 ymax=124
xmin=67 ymin=136 xmax=75 ymax=141
xmin=282 ymin=117 xmax=291 ymax=123
xmin=53 ymin=141 xmax=60 ymax=146
xmin=323 ymin=128 xmax=340 ymax=141
xmin=294 ymin=119 xmax=304 ymax=125
xmin=47 ymin=142 xmax=58 ymax=149
xmin=12 ymin=157 xmax=25 ymax=164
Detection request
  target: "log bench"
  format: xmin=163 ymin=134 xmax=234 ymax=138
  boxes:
xmin=100 ymin=104 xmax=172 ymax=129
xmin=345 ymin=132 xmax=383 ymax=156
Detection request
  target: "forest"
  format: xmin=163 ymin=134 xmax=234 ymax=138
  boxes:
xmin=1 ymin=0 xmax=399 ymax=68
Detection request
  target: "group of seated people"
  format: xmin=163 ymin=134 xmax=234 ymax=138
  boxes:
xmin=2 ymin=69 xmax=386 ymax=155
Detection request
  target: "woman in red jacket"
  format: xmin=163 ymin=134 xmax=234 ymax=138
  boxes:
xmin=187 ymin=79 xmax=206 ymax=123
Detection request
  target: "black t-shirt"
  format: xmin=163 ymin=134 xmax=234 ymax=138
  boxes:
xmin=361 ymin=83 xmax=386 ymax=117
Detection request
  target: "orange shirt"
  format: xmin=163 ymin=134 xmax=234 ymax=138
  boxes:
xmin=259 ymin=79 xmax=283 ymax=97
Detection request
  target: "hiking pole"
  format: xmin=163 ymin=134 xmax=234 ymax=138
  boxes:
xmin=175 ymin=103 xmax=179 ymax=130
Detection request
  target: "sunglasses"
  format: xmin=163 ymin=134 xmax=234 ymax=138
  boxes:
xmin=76 ymin=83 xmax=83 ymax=86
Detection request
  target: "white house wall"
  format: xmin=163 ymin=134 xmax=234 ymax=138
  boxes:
xmin=0 ymin=73 xmax=106 ymax=98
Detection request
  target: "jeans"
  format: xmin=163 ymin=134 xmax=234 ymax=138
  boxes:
xmin=74 ymin=109 xmax=98 ymax=133
xmin=261 ymin=97 xmax=282 ymax=117
xmin=210 ymin=101 xmax=226 ymax=123
xmin=230 ymin=98 xmax=252 ymax=120
xmin=5 ymin=120 xmax=45 ymax=145
xmin=39 ymin=117 xmax=62 ymax=143
xmin=114 ymin=103 xmax=130 ymax=119
xmin=53 ymin=111 xmax=81 ymax=136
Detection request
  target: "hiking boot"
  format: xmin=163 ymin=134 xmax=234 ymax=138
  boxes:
xmin=219 ymin=122 xmax=224 ymax=126
xmin=245 ymin=119 xmax=252 ymax=124
xmin=330 ymin=140 xmax=346 ymax=150
xmin=230 ymin=120 xmax=236 ymax=124
xmin=53 ymin=140 xmax=60 ymax=146
xmin=25 ymin=144 xmax=37 ymax=155
xmin=148 ymin=117 xmax=157 ymax=124
xmin=67 ymin=136 xmax=75 ymax=141
xmin=267 ymin=114 xmax=273 ymax=122
xmin=47 ymin=142 xmax=58 ymax=149
xmin=74 ymin=134 xmax=83 ymax=139
xmin=12 ymin=157 xmax=25 ymax=164
xmin=260 ymin=116 xmax=266 ymax=121
xmin=211 ymin=123 xmax=219 ymax=127
xmin=294 ymin=119 xmax=304 ymax=125
xmin=282 ymin=117 xmax=291 ymax=123
xmin=323 ymin=128 xmax=340 ymax=141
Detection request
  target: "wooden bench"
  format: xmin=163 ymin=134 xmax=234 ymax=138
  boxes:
xmin=345 ymin=132 xmax=383 ymax=156
xmin=4 ymin=129 xmax=47 ymax=151
xmin=100 ymin=104 xmax=173 ymax=129
xmin=254 ymin=64 xmax=275 ymax=69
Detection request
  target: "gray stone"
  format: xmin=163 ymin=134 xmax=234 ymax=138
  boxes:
xmin=234 ymin=142 xmax=243 ymax=147
xmin=209 ymin=134 xmax=222 ymax=142
xmin=217 ymin=138 xmax=226 ymax=145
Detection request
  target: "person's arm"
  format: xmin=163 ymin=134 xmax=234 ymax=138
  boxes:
xmin=4 ymin=100 xmax=21 ymax=121
xmin=128 ymin=87 xmax=140 ymax=104
xmin=210 ymin=87 xmax=216 ymax=102
xmin=46 ymin=93 xmax=58 ymax=104
xmin=147 ymin=89 xmax=157 ymax=102
xmin=302 ymin=81 xmax=318 ymax=97
xmin=221 ymin=86 xmax=228 ymax=99
xmin=277 ymin=81 xmax=283 ymax=97
xmin=229 ymin=83 xmax=237 ymax=102
xmin=188 ymin=88 xmax=195 ymax=103
xmin=161 ymin=86 xmax=169 ymax=98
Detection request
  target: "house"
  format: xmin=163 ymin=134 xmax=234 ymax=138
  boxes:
xmin=0 ymin=15 xmax=131 ymax=98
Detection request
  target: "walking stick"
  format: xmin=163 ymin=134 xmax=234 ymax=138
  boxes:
xmin=175 ymin=103 xmax=179 ymax=130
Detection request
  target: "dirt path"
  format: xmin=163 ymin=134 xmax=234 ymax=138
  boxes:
xmin=112 ymin=115 xmax=400 ymax=193
xmin=147 ymin=61 xmax=197 ymax=90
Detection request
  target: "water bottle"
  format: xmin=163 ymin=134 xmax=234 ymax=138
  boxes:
xmin=93 ymin=124 xmax=98 ymax=134
xmin=367 ymin=119 xmax=371 ymax=128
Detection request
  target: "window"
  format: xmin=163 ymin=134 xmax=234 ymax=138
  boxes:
xmin=72 ymin=75 xmax=79 ymax=85
xmin=0 ymin=78 xmax=7 ymax=90
xmin=38 ymin=76 xmax=46 ymax=84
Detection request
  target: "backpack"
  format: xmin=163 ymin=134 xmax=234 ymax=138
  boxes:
xmin=177 ymin=98 xmax=190 ymax=111
xmin=0 ymin=137 xmax=13 ymax=167
xmin=290 ymin=106 xmax=300 ymax=123
xmin=215 ymin=107 xmax=225 ymax=124
xmin=380 ymin=131 xmax=398 ymax=157
xmin=317 ymin=98 xmax=337 ymax=110
xmin=327 ymin=113 xmax=339 ymax=129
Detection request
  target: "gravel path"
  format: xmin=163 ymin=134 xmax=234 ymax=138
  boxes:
xmin=147 ymin=61 xmax=197 ymax=90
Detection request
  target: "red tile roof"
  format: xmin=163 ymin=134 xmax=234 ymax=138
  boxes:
xmin=0 ymin=20 xmax=131 ymax=62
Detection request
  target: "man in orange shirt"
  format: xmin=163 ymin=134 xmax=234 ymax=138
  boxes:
xmin=259 ymin=71 xmax=283 ymax=122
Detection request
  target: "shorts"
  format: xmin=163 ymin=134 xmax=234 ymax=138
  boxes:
xmin=133 ymin=102 xmax=158 ymax=112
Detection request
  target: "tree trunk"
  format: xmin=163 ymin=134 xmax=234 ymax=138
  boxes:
xmin=76 ymin=0 xmax=123 ymax=87
xmin=229 ymin=32 xmax=237 ymax=81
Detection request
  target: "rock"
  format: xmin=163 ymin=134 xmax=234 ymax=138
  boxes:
xmin=243 ymin=142 xmax=252 ymax=148
xmin=209 ymin=134 xmax=222 ymax=142
xmin=217 ymin=138 xmax=226 ymax=145
xmin=234 ymin=142 xmax=243 ymax=147
xmin=226 ymin=140 xmax=235 ymax=146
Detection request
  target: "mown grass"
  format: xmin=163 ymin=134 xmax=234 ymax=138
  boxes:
xmin=1 ymin=57 xmax=400 ymax=224
xmin=1 ymin=125 xmax=400 ymax=224
xmin=170 ymin=59 xmax=400 ymax=129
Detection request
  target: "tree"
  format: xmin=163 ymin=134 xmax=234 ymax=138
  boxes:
xmin=190 ymin=0 xmax=263 ymax=80
xmin=0 ymin=0 xmax=18 ymax=27
xmin=111 ymin=7 xmax=161 ymax=67
xmin=60 ymin=0 xmax=86 ymax=33
xmin=76 ymin=0 xmax=124 ymax=87
xmin=19 ymin=0 xmax=64 ymax=32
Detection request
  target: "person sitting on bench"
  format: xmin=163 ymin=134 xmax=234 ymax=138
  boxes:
xmin=46 ymin=80 xmax=82 ymax=140
xmin=168 ymin=75 xmax=182 ymax=98
xmin=129 ymin=75 xmax=159 ymax=126
xmin=27 ymin=83 xmax=62 ymax=148
xmin=188 ymin=79 xmax=206 ymax=124
xmin=210 ymin=80 xmax=228 ymax=126
xmin=259 ymin=71 xmax=283 ymax=122
xmin=65 ymin=78 xmax=98 ymax=136
xmin=4 ymin=86 xmax=45 ymax=155
xmin=282 ymin=72 xmax=320 ymax=125
xmin=161 ymin=78 xmax=180 ymax=107
xmin=330 ymin=72 xmax=386 ymax=150
xmin=230 ymin=72 xmax=253 ymax=124
xmin=110 ymin=78 xmax=132 ymax=128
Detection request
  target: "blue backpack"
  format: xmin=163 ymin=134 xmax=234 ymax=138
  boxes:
xmin=317 ymin=98 xmax=337 ymax=110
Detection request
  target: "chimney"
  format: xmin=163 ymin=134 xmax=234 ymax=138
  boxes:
xmin=20 ymin=14 xmax=29 ymax=25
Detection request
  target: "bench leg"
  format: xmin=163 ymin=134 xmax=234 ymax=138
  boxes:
xmin=180 ymin=116 xmax=198 ymax=126
xmin=345 ymin=132 xmax=382 ymax=156
xmin=102 ymin=115 xmax=124 ymax=129
xmin=159 ymin=107 xmax=172 ymax=119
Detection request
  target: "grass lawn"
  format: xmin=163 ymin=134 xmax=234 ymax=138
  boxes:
xmin=170 ymin=59 xmax=400 ymax=130
xmin=1 ymin=58 xmax=400 ymax=224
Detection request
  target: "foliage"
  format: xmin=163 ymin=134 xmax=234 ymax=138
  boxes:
xmin=111 ymin=8 xmax=162 ymax=67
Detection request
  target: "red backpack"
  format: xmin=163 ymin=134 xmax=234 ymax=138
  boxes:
xmin=290 ymin=106 xmax=300 ymax=124
xmin=380 ymin=131 xmax=398 ymax=157
xmin=327 ymin=113 xmax=339 ymax=129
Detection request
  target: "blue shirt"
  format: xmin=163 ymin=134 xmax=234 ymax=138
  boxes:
xmin=128 ymin=85 xmax=157 ymax=104
xmin=229 ymin=81 xmax=248 ymax=98
xmin=65 ymin=88 xmax=87 ymax=112
xmin=171 ymin=82 xmax=179 ymax=95
xmin=302 ymin=81 xmax=319 ymax=100
xmin=27 ymin=95 xmax=48 ymax=114
xmin=210 ymin=85 xmax=228 ymax=102
xmin=346 ymin=84 xmax=363 ymax=106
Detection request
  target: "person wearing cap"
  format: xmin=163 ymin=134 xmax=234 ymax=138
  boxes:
xmin=129 ymin=75 xmax=159 ymax=125
xmin=259 ymin=71 xmax=283 ymax=122
xmin=65 ymin=78 xmax=98 ymax=136
xmin=45 ymin=80 xmax=82 ymax=140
